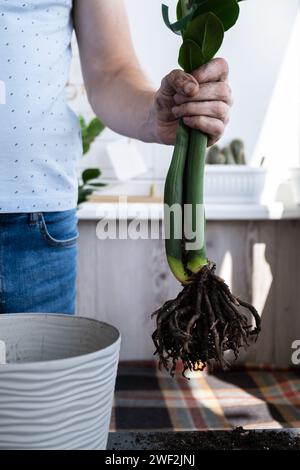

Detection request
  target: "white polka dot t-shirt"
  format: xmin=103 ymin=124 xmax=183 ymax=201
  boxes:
xmin=0 ymin=0 xmax=82 ymax=213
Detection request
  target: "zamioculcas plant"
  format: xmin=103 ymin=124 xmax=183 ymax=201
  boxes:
xmin=152 ymin=0 xmax=261 ymax=376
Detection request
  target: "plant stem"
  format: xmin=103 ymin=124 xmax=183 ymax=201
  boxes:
xmin=179 ymin=0 xmax=209 ymax=274
xmin=185 ymin=129 xmax=208 ymax=273
xmin=164 ymin=120 xmax=190 ymax=284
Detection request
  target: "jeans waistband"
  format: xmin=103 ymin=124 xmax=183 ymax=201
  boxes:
xmin=0 ymin=209 xmax=76 ymax=226
xmin=0 ymin=213 xmax=36 ymax=223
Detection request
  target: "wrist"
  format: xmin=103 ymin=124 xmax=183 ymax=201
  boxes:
xmin=137 ymin=91 xmax=161 ymax=144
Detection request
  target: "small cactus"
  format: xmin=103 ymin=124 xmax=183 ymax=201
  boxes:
xmin=206 ymin=139 xmax=246 ymax=165
xmin=223 ymin=146 xmax=236 ymax=165
xmin=206 ymin=145 xmax=226 ymax=164
xmin=231 ymin=139 xmax=246 ymax=165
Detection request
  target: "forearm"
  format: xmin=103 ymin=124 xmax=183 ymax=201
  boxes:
xmin=74 ymin=0 xmax=231 ymax=149
xmin=89 ymin=66 xmax=158 ymax=143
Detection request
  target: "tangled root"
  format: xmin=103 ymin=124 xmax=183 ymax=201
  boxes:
xmin=152 ymin=262 xmax=261 ymax=377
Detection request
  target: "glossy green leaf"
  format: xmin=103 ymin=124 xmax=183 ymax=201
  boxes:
xmin=182 ymin=12 xmax=224 ymax=66
xmin=163 ymin=0 xmax=240 ymax=37
xmin=201 ymin=12 xmax=224 ymax=62
xmin=179 ymin=39 xmax=205 ymax=73
xmin=193 ymin=0 xmax=240 ymax=31
xmin=178 ymin=41 xmax=190 ymax=72
xmin=183 ymin=13 xmax=206 ymax=45
xmin=162 ymin=4 xmax=196 ymax=35
xmin=176 ymin=1 xmax=182 ymax=20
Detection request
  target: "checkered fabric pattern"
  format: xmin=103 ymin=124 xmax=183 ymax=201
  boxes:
xmin=110 ymin=361 xmax=300 ymax=431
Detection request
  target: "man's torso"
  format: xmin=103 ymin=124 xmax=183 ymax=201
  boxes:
xmin=0 ymin=0 xmax=82 ymax=213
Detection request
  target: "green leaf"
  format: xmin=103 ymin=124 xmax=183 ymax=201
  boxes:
xmin=193 ymin=0 xmax=240 ymax=31
xmin=162 ymin=4 xmax=196 ymax=35
xmin=176 ymin=1 xmax=182 ymax=21
xmin=89 ymin=182 xmax=106 ymax=188
xmin=181 ymin=12 xmax=224 ymax=68
xmin=201 ymin=13 xmax=224 ymax=62
xmin=82 ymin=168 xmax=101 ymax=184
xmin=80 ymin=116 xmax=106 ymax=156
xmin=87 ymin=118 xmax=105 ymax=139
xmin=81 ymin=128 xmax=88 ymax=140
xmin=179 ymin=39 xmax=205 ymax=73
xmin=82 ymin=142 xmax=90 ymax=155
xmin=163 ymin=1 xmax=239 ymax=37
xmin=78 ymin=187 xmax=94 ymax=205
xmin=79 ymin=115 xmax=87 ymax=131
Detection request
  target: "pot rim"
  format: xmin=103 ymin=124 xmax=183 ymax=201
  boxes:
xmin=205 ymin=165 xmax=267 ymax=173
xmin=0 ymin=314 xmax=121 ymax=370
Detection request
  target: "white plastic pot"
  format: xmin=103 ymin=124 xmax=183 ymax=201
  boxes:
xmin=204 ymin=166 xmax=267 ymax=204
xmin=0 ymin=314 xmax=121 ymax=450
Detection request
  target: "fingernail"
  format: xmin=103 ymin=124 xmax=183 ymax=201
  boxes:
xmin=184 ymin=82 xmax=196 ymax=95
xmin=172 ymin=106 xmax=179 ymax=116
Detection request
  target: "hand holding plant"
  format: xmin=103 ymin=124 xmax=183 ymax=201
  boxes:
xmin=152 ymin=58 xmax=232 ymax=146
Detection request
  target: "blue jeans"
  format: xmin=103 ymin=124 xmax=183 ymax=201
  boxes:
xmin=0 ymin=210 xmax=78 ymax=315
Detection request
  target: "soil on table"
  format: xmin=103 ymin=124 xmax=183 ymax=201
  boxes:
xmin=108 ymin=428 xmax=300 ymax=451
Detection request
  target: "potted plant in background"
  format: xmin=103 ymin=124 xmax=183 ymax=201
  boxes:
xmin=78 ymin=116 xmax=107 ymax=205
xmin=205 ymin=138 xmax=267 ymax=204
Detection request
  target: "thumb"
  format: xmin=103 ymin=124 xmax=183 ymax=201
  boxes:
xmin=161 ymin=69 xmax=199 ymax=98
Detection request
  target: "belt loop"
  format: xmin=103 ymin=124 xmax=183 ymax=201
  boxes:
xmin=28 ymin=213 xmax=41 ymax=226
xmin=28 ymin=213 xmax=35 ymax=226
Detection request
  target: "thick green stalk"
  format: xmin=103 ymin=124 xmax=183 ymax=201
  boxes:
xmin=179 ymin=1 xmax=209 ymax=274
xmin=184 ymin=129 xmax=209 ymax=273
xmin=164 ymin=120 xmax=190 ymax=284
xmin=164 ymin=0 xmax=209 ymax=282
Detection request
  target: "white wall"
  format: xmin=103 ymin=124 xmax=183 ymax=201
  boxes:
xmin=69 ymin=0 xmax=300 ymax=181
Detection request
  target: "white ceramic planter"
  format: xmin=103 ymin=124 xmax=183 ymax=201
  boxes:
xmin=204 ymin=166 xmax=267 ymax=204
xmin=0 ymin=314 xmax=121 ymax=450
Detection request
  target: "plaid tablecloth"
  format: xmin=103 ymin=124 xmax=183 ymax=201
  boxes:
xmin=110 ymin=361 xmax=300 ymax=431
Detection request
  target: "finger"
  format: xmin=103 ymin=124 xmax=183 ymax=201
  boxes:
xmin=173 ymin=82 xmax=233 ymax=106
xmin=208 ymin=135 xmax=222 ymax=147
xmin=172 ymin=101 xmax=230 ymax=122
xmin=192 ymin=58 xmax=229 ymax=84
xmin=183 ymin=116 xmax=225 ymax=140
xmin=160 ymin=69 xmax=199 ymax=98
